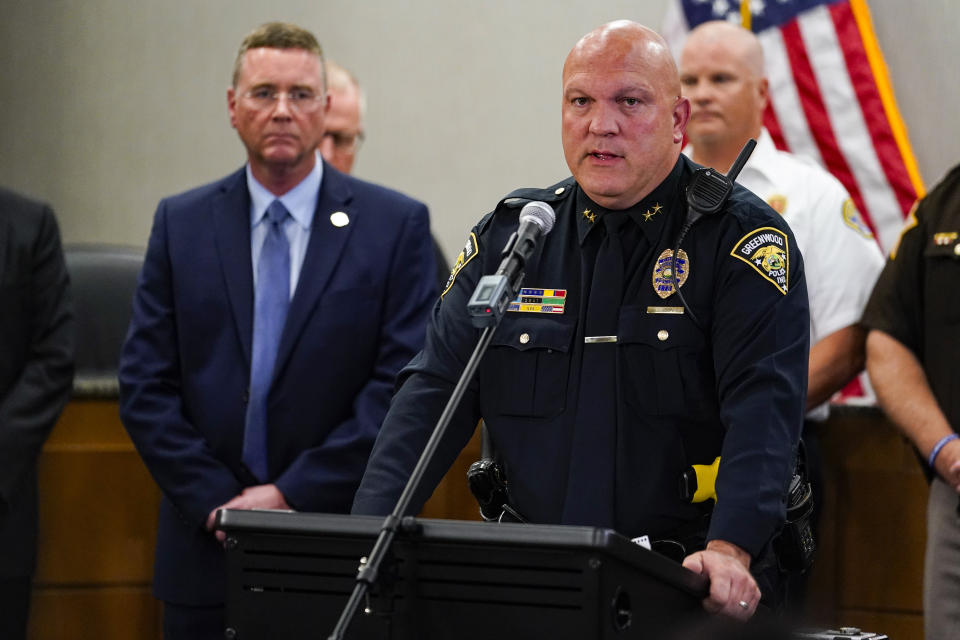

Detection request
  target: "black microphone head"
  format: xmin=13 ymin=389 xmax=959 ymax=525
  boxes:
xmin=519 ymin=200 xmax=556 ymax=235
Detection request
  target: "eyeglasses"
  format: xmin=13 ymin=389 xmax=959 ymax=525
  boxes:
xmin=242 ymin=88 xmax=324 ymax=113
xmin=323 ymin=130 xmax=365 ymax=153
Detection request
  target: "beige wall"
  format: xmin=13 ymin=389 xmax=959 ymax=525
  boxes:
xmin=0 ymin=0 xmax=956 ymax=259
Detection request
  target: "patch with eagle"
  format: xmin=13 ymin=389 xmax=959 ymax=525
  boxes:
xmin=730 ymin=227 xmax=790 ymax=295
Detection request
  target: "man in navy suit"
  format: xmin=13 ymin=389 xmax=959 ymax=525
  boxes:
xmin=118 ymin=22 xmax=436 ymax=639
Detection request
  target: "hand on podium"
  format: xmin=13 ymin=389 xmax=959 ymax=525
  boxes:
xmin=682 ymin=539 xmax=760 ymax=620
xmin=207 ymin=484 xmax=292 ymax=542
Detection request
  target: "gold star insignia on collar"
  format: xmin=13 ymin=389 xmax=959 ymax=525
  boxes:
xmin=643 ymin=203 xmax=663 ymax=222
xmin=582 ymin=208 xmax=596 ymax=224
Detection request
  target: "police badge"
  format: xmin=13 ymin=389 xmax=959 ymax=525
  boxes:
xmin=652 ymin=248 xmax=690 ymax=299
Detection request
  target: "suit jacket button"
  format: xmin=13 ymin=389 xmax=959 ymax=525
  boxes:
xmin=242 ymin=390 xmax=249 ymax=403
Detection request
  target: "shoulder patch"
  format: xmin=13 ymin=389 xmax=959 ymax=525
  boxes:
xmin=766 ymin=194 xmax=788 ymax=215
xmin=441 ymin=232 xmax=479 ymax=298
xmin=730 ymin=227 xmax=790 ymax=295
xmin=841 ymin=198 xmax=874 ymax=239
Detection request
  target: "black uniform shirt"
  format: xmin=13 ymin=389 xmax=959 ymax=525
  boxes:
xmin=862 ymin=163 xmax=960 ymax=430
xmin=354 ymin=156 xmax=809 ymax=558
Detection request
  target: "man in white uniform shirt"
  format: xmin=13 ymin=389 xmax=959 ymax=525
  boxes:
xmin=681 ymin=20 xmax=883 ymax=416
xmin=679 ymin=19 xmax=884 ymax=603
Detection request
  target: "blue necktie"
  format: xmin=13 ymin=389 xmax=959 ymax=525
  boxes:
xmin=243 ymin=199 xmax=291 ymax=482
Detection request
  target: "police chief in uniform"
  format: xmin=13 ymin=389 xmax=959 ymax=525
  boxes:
xmin=863 ymin=163 xmax=960 ymax=640
xmin=352 ymin=21 xmax=810 ymax=619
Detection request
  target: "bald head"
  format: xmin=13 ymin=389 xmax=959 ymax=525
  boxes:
xmin=564 ymin=20 xmax=682 ymax=98
xmin=561 ymin=21 xmax=690 ymax=210
xmin=319 ymin=60 xmax=365 ymax=174
xmin=680 ymin=21 xmax=768 ymax=169
xmin=685 ymin=21 xmax=764 ymax=78
xmin=325 ymin=60 xmax=365 ymax=112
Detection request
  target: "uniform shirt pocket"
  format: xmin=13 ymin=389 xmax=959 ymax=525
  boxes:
xmin=481 ymin=318 xmax=576 ymax=418
xmin=923 ymin=241 xmax=960 ymax=323
xmin=617 ymin=305 xmax=715 ymax=418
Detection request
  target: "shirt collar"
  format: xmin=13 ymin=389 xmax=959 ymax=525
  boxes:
xmin=247 ymin=152 xmax=324 ymax=230
xmin=738 ymin=127 xmax=777 ymax=180
xmin=682 ymin=127 xmax=776 ymax=181
xmin=574 ymin=156 xmax=686 ymax=246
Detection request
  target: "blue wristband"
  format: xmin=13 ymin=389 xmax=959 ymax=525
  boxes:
xmin=928 ymin=433 xmax=959 ymax=468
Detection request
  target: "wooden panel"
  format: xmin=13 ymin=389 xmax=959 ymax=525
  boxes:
xmin=28 ymin=586 xmax=160 ymax=640
xmin=36 ymin=400 xmax=161 ymax=583
xmin=35 ymin=450 xmax=160 ymax=583
xmin=837 ymin=470 xmax=926 ymax=610
xmin=805 ymin=407 xmax=927 ymax=636
xmin=33 ymin=398 xmax=162 ymax=639
xmin=45 ymin=400 xmax=134 ymax=446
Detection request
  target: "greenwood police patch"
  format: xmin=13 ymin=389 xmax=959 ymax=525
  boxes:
xmin=731 ymin=227 xmax=790 ymax=295
xmin=441 ymin=232 xmax=479 ymax=298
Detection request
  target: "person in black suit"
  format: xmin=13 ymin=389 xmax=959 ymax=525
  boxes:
xmin=118 ymin=22 xmax=436 ymax=639
xmin=0 ymin=187 xmax=74 ymax=639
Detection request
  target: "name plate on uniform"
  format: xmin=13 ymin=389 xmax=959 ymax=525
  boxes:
xmin=646 ymin=306 xmax=685 ymax=315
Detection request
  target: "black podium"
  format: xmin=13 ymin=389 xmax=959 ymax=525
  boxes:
xmin=217 ymin=510 xmax=710 ymax=639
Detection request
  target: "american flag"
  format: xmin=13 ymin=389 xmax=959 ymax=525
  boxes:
xmin=663 ymin=0 xmax=924 ymax=253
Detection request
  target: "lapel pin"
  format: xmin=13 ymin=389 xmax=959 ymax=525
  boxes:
xmin=330 ymin=211 xmax=350 ymax=227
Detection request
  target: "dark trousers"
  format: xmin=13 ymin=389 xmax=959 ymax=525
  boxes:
xmin=163 ymin=601 xmax=225 ymax=640
xmin=923 ymin=477 xmax=960 ymax=640
xmin=0 ymin=576 xmax=31 ymax=640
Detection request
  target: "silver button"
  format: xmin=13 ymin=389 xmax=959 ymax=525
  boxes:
xmin=554 ymin=187 xmax=565 ymax=195
xmin=955 ymin=244 xmax=960 ymax=256
xmin=657 ymin=330 xmax=669 ymax=342
xmin=519 ymin=333 xmax=530 ymax=344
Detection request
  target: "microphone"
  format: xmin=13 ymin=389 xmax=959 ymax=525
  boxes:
xmin=467 ymin=201 xmax=556 ymax=327
xmin=496 ymin=201 xmax=556 ymax=281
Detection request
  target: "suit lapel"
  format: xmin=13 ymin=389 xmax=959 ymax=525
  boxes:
xmin=212 ymin=169 xmax=255 ymax=366
xmin=275 ymin=166 xmax=356 ymax=376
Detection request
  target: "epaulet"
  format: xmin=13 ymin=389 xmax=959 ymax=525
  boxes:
xmin=726 ymin=182 xmax=775 ymax=225
xmin=496 ymin=177 xmax=576 ymax=210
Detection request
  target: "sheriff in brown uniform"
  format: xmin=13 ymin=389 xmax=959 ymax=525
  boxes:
xmin=863 ymin=163 xmax=960 ymax=640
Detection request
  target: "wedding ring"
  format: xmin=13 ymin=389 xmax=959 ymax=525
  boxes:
xmin=738 ymin=600 xmax=749 ymax=610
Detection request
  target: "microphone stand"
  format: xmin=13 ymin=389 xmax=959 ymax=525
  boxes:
xmin=328 ymin=267 xmax=524 ymax=640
